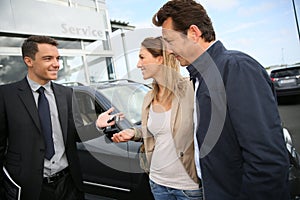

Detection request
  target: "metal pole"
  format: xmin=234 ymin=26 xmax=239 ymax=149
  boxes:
xmin=292 ymin=0 xmax=300 ymax=43
xmin=81 ymin=40 xmax=91 ymax=84
xmin=121 ymin=29 xmax=131 ymax=79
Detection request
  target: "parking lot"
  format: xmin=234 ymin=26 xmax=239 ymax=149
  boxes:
xmin=278 ymin=95 xmax=300 ymax=152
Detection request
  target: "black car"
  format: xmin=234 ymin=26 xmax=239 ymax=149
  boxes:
xmin=270 ymin=65 xmax=300 ymax=97
xmin=67 ymin=79 xmax=154 ymax=200
xmin=283 ymin=128 xmax=300 ymax=200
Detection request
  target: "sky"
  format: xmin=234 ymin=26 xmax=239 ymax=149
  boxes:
xmin=106 ymin=0 xmax=300 ymax=69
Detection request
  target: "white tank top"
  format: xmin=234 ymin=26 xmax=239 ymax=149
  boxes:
xmin=148 ymin=104 xmax=198 ymax=190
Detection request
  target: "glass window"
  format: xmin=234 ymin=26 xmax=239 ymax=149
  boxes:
xmin=56 ymin=39 xmax=82 ymax=49
xmin=57 ymin=55 xmax=87 ymax=84
xmin=83 ymin=32 xmax=111 ymax=51
xmin=74 ymin=91 xmax=100 ymax=125
xmin=0 ymin=55 xmax=27 ymax=85
xmin=0 ymin=36 xmax=26 ymax=47
xmin=84 ymin=40 xmax=105 ymax=52
xmin=271 ymin=67 xmax=300 ymax=78
xmin=73 ymin=0 xmax=97 ymax=11
xmin=36 ymin=0 xmax=69 ymax=7
xmin=100 ymin=84 xmax=150 ymax=124
xmin=86 ymin=56 xmax=109 ymax=83
xmin=0 ymin=36 xmax=83 ymax=49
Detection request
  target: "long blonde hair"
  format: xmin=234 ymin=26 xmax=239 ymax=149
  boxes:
xmin=141 ymin=37 xmax=184 ymax=105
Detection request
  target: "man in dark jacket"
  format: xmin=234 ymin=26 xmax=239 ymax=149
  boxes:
xmin=152 ymin=1 xmax=290 ymax=199
xmin=0 ymin=35 xmax=118 ymax=200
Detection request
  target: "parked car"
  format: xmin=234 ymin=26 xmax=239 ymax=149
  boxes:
xmin=270 ymin=65 xmax=300 ymax=97
xmin=283 ymin=128 xmax=300 ymax=200
xmin=66 ymin=79 xmax=154 ymax=200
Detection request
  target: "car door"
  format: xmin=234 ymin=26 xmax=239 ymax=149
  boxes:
xmin=73 ymin=88 xmax=133 ymax=196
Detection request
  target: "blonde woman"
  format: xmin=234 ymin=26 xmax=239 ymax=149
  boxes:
xmin=112 ymin=37 xmax=202 ymax=200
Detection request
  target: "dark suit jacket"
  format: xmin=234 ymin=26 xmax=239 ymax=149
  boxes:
xmin=187 ymin=41 xmax=290 ymax=200
xmin=0 ymin=78 xmax=100 ymax=200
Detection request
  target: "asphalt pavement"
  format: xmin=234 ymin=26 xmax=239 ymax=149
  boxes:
xmin=277 ymin=95 xmax=300 ymax=152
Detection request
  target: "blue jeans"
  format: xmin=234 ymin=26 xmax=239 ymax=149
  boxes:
xmin=149 ymin=179 xmax=203 ymax=200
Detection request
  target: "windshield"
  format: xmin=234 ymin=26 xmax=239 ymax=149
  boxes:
xmin=271 ymin=67 xmax=300 ymax=78
xmin=99 ymin=84 xmax=150 ymax=125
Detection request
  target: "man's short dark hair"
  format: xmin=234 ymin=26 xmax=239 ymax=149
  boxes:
xmin=21 ymin=35 xmax=58 ymax=60
xmin=152 ymin=0 xmax=215 ymax=42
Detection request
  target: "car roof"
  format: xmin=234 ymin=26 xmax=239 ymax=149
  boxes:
xmin=60 ymin=79 xmax=149 ymax=89
xmin=91 ymin=79 xmax=147 ymax=89
xmin=270 ymin=64 xmax=300 ymax=73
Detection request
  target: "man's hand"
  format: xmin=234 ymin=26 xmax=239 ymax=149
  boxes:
xmin=95 ymin=107 xmax=124 ymax=129
xmin=111 ymin=129 xmax=135 ymax=143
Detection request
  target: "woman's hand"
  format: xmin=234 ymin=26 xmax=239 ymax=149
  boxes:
xmin=111 ymin=129 xmax=135 ymax=143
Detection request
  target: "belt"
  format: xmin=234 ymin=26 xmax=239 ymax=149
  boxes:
xmin=43 ymin=167 xmax=69 ymax=184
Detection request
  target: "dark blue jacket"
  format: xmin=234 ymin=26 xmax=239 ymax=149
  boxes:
xmin=187 ymin=41 xmax=290 ymax=200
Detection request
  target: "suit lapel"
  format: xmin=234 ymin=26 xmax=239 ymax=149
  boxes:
xmin=52 ymin=83 xmax=68 ymax=143
xmin=17 ymin=78 xmax=41 ymax=132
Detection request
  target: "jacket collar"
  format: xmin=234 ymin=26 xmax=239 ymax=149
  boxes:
xmin=187 ymin=40 xmax=225 ymax=80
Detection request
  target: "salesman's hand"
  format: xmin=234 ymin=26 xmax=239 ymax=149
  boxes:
xmin=111 ymin=129 xmax=135 ymax=143
xmin=95 ymin=107 xmax=124 ymax=129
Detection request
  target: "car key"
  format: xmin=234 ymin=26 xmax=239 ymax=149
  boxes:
xmin=107 ymin=115 xmax=119 ymax=123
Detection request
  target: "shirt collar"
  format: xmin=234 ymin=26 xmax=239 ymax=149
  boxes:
xmin=26 ymin=75 xmax=52 ymax=92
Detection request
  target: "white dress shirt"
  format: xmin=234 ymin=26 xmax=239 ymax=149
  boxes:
xmin=27 ymin=76 xmax=68 ymax=177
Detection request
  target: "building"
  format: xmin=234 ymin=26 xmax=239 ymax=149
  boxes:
xmin=0 ymin=0 xmax=121 ymax=85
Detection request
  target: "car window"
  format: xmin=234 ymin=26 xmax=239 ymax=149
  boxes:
xmin=271 ymin=67 xmax=300 ymax=78
xmin=99 ymin=84 xmax=149 ymax=124
xmin=74 ymin=91 xmax=105 ymax=125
